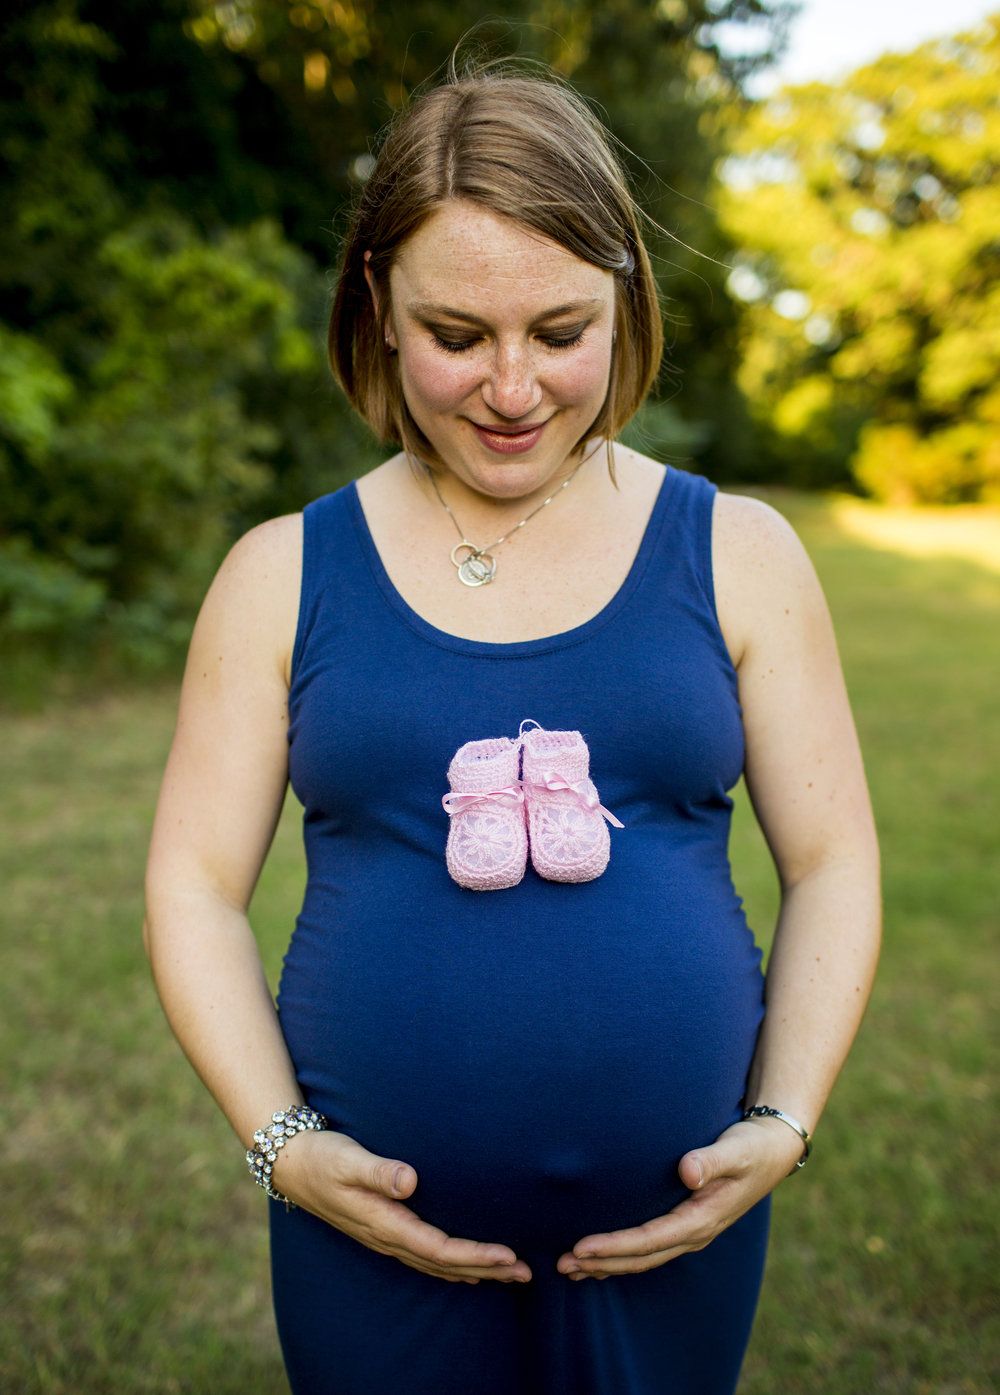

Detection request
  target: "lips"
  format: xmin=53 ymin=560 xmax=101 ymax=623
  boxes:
xmin=471 ymin=420 xmax=549 ymax=455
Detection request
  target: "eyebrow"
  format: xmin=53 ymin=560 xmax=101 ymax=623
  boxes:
xmin=406 ymin=298 xmax=605 ymax=326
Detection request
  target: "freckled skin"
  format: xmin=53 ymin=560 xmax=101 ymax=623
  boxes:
xmin=384 ymin=201 xmax=616 ymax=508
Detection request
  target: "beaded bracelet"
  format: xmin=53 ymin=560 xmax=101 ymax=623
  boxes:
xmin=246 ymin=1106 xmax=327 ymax=1206
xmin=742 ymin=1105 xmax=813 ymax=1172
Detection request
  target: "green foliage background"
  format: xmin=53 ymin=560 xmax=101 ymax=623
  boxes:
xmin=717 ymin=13 xmax=1000 ymax=502
xmin=0 ymin=0 xmax=793 ymax=683
xmin=2 ymin=0 xmax=997 ymax=687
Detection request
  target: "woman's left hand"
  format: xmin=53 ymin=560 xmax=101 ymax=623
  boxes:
xmin=556 ymin=1115 xmax=805 ymax=1279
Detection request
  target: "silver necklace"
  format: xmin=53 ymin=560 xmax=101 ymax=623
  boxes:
xmin=425 ymin=458 xmax=588 ymax=587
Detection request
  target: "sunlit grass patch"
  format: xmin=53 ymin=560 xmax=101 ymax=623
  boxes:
xmin=733 ymin=495 xmax=999 ymax=1393
xmin=831 ymin=496 xmax=1000 ymax=576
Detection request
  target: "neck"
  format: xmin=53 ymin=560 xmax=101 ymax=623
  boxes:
xmin=416 ymin=440 xmax=607 ymax=539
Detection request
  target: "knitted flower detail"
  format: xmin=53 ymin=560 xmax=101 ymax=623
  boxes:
xmin=451 ymin=812 xmax=522 ymax=874
xmin=532 ymin=803 xmax=603 ymax=866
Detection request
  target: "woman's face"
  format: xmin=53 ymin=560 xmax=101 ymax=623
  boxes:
xmin=382 ymin=200 xmax=616 ymax=502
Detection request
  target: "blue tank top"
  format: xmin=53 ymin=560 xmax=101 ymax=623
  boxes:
xmin=278 ymin=465 xmax=765 ymax=1257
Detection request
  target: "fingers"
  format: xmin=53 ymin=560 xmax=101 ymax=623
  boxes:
xmin=677 ymin=1126 xmax=754 ymax=1192
xmin=423 ymin=1231 xmax=533 ymax=1284
xmin=311 ymin=1134 xmax=533 ymax=1285
xmin=557 ymin=1124 xmax=791 ymax=1280
xmin=380 ymin=1207 xmax=530 ymax=1279
xmin=329 ymin=1133 xmax=417 ymax=1199
xmin=368 ymin=1154 xmax=419 ymax=1201
xmin=373 ymin=1219 xmax=533 ymax=1285
xmin=677 ymin=1148 xmax=707 ymax=1192
xmin=307 ymin=1122 xmax=796 ymax=1285
xmin=557 ymin=1199 xmax=713 ymax=1279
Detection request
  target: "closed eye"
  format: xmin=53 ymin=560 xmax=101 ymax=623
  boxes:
xmin=540 ymin=329 xmax=586 ymax=350
xmin=432 ymin=334 xmax=480 ymax=354
xmin=431 ymin=327 xmax=588 ymax=354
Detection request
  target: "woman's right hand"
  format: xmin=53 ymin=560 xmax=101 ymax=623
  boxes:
xmin=272 ymin=1129 xmax=533 ymax=1285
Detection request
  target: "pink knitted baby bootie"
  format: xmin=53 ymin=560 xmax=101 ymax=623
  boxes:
xmin=442 ymin=737 xmax=527 ymax=891
xmin=520 ymin=727 xmax=622 ymax=883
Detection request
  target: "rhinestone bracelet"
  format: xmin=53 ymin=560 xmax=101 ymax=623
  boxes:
xmin=742 ymin=1105 xmax=813 ymax=1172
xmin=246 ymin=1106 xmax=327 ymax=1206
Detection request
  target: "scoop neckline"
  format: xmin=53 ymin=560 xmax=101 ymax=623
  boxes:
xmin=345 ymin=467 xmax=679 ymax=658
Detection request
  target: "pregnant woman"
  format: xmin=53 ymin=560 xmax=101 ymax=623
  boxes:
xmin=144 ymin=61 xmax=880 ymax=1395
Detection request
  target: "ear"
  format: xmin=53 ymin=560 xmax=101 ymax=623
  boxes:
xmin=364 ymin=252 xmax=397 ymax=350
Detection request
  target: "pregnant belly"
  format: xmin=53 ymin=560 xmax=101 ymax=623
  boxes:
xmin=278 ymin=890 xmax=764 ymax=1256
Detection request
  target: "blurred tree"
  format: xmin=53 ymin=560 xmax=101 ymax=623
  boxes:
xmin=716 ymin=12 xmax=1000 ymax=501
xmin=1 ymin=0 xmax=793 ymax=680
xmin=0 ymin=0 xmax=367 ymax=673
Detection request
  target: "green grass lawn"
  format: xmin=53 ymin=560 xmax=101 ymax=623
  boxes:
xmin=1 ymin=493 xmax=997 ymax=1393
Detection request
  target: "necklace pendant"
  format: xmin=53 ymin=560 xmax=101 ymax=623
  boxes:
xmin=451 ymin=541 xmax=497 ymax=587
xmin=428 ymin=450 xmax=592 ymax=592
xmin=458 ymin=551 xmax=497 ymax=587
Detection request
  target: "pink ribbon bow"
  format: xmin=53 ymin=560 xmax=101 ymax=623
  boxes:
xmin=442 ymin=785 xmax=526 ymax=817
xmin=527 ymin=770 xmax=625 ymax=829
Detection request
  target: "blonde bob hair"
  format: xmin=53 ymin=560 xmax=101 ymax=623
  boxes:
xmin=329 ymin=64 xmax=663 ymax=466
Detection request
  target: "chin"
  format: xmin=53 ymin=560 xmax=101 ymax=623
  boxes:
xmin=461 ymin=460 xmax=570 ymax=501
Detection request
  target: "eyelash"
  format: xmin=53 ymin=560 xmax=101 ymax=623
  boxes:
xmin=431 ymin=330 xmax=587 ymax=354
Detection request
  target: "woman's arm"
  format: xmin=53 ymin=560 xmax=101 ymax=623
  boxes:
xmin=720 ymin=492 xmax=881 ymax=1138
xmin=144 ymin=516 xmax=305 ymax=1139
xmin=558 ymin=493 xmax=880 ymax=1279
xmin=145 ymin=515 xmax=531 ymax=1285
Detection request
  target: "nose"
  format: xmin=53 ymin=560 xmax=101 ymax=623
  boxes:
xmin=480 ymin=341 xmax=543 ymax=420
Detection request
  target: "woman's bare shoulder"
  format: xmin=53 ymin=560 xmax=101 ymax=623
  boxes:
xmin=713 ymin=488 xmax=801 ymax=550
xmin=207 ymin=512 xmax=302 ymax=606
xmin=712 ymin=491 xmax=827 ymax=667
xmin=191 ymin=513 xmax=304 ymax=683
xmin=713 ymin=490 xmax=817 ymax=582
xmin=219 ymin=511 xmax=302 ymax=578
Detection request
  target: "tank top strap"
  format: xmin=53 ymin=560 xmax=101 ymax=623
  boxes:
xmin=290 ymin=469 xmax=721 ymax=677
xmin=634 ymin=466 xmax=720 ymax=625
xmin=290 ymin=485 xmax=366 ymax=681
